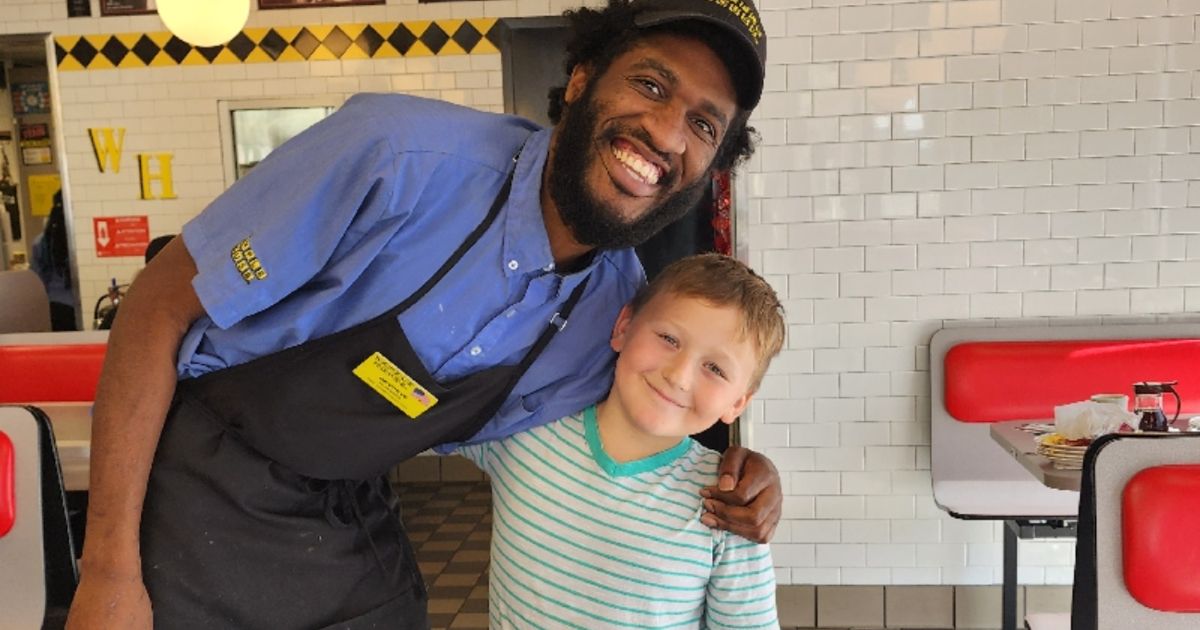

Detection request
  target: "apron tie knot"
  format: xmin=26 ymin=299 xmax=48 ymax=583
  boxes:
xmin=317 ymin=477 xmax=407 ymax=583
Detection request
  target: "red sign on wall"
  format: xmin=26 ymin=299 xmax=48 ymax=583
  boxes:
xmin=94 ymin=216 xmax=150 ymax=258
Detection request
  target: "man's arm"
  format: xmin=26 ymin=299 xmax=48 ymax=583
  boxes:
xmin=699 ymin=446 xmax=783 ymax=544
xmin=66 ymin=238 xmax=204 ymax=630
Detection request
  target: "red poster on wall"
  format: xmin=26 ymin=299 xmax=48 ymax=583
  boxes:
xmin=94 ymin=216 xmax=150 ymax=257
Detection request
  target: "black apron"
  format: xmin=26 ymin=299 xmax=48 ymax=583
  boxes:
xmin=141 ymin=153 xmax=588 ymax=629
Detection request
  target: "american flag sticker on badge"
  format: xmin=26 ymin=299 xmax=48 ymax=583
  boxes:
xmin=352 ymin=351 xmax=440 ymax=419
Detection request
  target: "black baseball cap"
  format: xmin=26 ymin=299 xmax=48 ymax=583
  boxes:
xmin=633 ymin=0 xmax=767 ymax=109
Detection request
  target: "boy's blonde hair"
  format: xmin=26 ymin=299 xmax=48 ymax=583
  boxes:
xmin=630 ymin=253 xmax=785 ymax=389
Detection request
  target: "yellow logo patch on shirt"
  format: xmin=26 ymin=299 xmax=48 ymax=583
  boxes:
xmin=352 ymin=351 xmax=439 ymax=419
xmin=231 ymin=238 xmax=268 ymax=284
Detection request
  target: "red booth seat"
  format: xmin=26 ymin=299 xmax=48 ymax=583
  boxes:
xmin=0 ymin=344 xmax=107 ymax=404
xmin=0 ymin=431 xmax=13 ymax=538
xmin=931 ymin=325 xmax=1200 ymax=520
xmin=1122 ymin=463 xmax=1200 ymax=612
xmin=944 ymin=338 xmax=1200 ymax=423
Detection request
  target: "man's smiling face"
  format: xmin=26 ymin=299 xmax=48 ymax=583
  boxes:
xmin=548 ymin=32 xmax=738 ymax=250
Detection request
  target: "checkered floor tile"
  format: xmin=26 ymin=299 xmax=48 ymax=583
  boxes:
xmin=397 ymin=481 xmax=493 ymax=629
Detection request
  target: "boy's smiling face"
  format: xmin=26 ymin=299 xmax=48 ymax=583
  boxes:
xmin=604 ymin=291 xmax=759 ymax=449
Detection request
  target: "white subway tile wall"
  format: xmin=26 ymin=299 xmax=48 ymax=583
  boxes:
xmin=9 ymin=0 xmax=1200 ymax=589
xmin=742 ymin=0 xmax=1200 ymax=588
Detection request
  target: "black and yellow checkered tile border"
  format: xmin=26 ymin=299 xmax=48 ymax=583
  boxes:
xmin=55 ymin=19 xmax=500 ymax=70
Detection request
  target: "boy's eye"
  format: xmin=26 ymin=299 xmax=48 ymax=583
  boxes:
xmin=705 ymin=362 xmax=727 ymax=379
xmin=657 ymin=333 xmax=679 ymax=347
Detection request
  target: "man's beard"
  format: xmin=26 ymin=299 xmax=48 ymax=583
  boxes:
xmin=548 ymin=87 xmax=711 ymax=250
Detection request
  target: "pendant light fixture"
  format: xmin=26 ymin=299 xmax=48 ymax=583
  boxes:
xmin=156 ymin=0 xmax=251 ymax=48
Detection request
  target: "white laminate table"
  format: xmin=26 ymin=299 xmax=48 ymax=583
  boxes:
xmin=989 ymin=420 xmax=1082 ymax=492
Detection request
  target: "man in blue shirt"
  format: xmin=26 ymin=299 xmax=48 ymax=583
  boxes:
xmin=68 ymin=0 xmax=780 ymax=627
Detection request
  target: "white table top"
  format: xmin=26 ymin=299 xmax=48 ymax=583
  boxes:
xmin=989 ymin=420 xmax=1082 ymax=492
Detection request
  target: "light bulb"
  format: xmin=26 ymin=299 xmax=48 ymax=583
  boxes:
xmin=157 ymin=0 xmax=250 ymax=48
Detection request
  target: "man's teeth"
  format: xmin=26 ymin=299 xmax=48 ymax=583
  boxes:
xmin=613 ymin=147 xmax=661 ymax=185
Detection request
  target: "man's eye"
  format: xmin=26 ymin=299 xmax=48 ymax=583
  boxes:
xmin=693 ymin=118 xmax=716 ymax=139
xmin=636 ymin=78 xmax=663 ymax=97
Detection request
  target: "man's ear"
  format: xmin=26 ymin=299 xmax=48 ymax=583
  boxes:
xmin=610 ymin=304 xmax=635 ymax=353
xmin=564 ymin=63 xmax=591 ymax=105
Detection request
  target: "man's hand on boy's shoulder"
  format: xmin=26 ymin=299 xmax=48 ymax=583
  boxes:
xmin=699 ymin=446 xmax=782 ymax=544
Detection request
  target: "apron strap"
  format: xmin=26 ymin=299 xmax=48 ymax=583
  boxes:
xmin=445 ymin=274 xmax=593 ymax=447
xmin=514 ymin=275 xmax=591 ymax=375
xmin=394 ymin=156 xmax=519 ymax=314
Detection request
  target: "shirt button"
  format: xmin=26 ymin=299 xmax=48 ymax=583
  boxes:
xmin=543 ymin=263 xmax=555 ymax=272
xmin=470 ymin=346 xmax=482 ymax=356
xmin=506 ymin=309 xmax=516 ymax=318
xmin=508 ymin=260 xmax=519 ymax=270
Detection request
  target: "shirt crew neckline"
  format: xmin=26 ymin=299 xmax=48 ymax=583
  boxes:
xmin=583 ymin=405 xmax=692 ymax=478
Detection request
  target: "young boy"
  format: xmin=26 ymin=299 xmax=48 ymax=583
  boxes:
xmin=457 ymin=253 xmax=785 ymax=628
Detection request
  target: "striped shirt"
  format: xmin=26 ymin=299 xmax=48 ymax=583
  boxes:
xmin=457 ymin=406 xmax=779 ymax=629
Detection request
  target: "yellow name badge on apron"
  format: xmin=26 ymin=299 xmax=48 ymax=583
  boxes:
xmin=352 ymin=352 xmax=439 ymax=419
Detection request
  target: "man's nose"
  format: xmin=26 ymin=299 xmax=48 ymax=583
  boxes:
xmin=644 ymin=102 xmax=687 ymax=157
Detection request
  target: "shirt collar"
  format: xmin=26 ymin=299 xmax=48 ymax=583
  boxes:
xmin=583 ymin=405 xmax=692 ymax=478
xmin=502 ymin=128 xmax=558 ymax=279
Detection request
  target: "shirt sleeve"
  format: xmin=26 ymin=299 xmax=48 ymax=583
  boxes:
xmin=181 ymin=96 xmax=407 ymax=329
xmin=705 ymin=533 xmax=780 ymax=629
xmin=452 ymin=440 xmax=493 ymax=476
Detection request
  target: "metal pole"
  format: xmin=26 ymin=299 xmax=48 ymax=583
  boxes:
xmin=1003 ymin=520 xmax=1018 ymax=630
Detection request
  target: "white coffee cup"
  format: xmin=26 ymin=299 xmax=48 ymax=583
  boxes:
xmin=1090 ymin=393 xmax=1129 ymax=409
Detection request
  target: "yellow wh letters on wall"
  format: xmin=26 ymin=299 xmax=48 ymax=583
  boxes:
xmin=88 ymin=128 xmax=126 ymax=173
xmin=88 ymin=127 xmax=176 ymax=200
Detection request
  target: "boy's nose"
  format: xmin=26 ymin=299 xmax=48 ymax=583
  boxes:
xmin=662 ymin=356 xmax=693 ymax=392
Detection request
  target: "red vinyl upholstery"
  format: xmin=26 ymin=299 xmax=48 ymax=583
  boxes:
xmin=0 ymin=431 xmax=12 ymax=538
xmin=0 ymin=344 xmax=107 ymax=404
xmin=1122 ymin=463 xmax=1200 ymax=612
xmin=944 ymin=339 xmax=1200 ymax=423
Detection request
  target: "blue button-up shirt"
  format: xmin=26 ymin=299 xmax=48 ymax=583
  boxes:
xmin=179 ymin=94 xmax=644 ymax=448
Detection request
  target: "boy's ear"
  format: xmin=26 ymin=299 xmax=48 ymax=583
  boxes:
xmin=718 ymin=392 xmax=753 ymax=426
xmin=610 ymin=304 xmax=635 ymax=353
xmin=564 ymin=63 xmax=591 ymax=105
